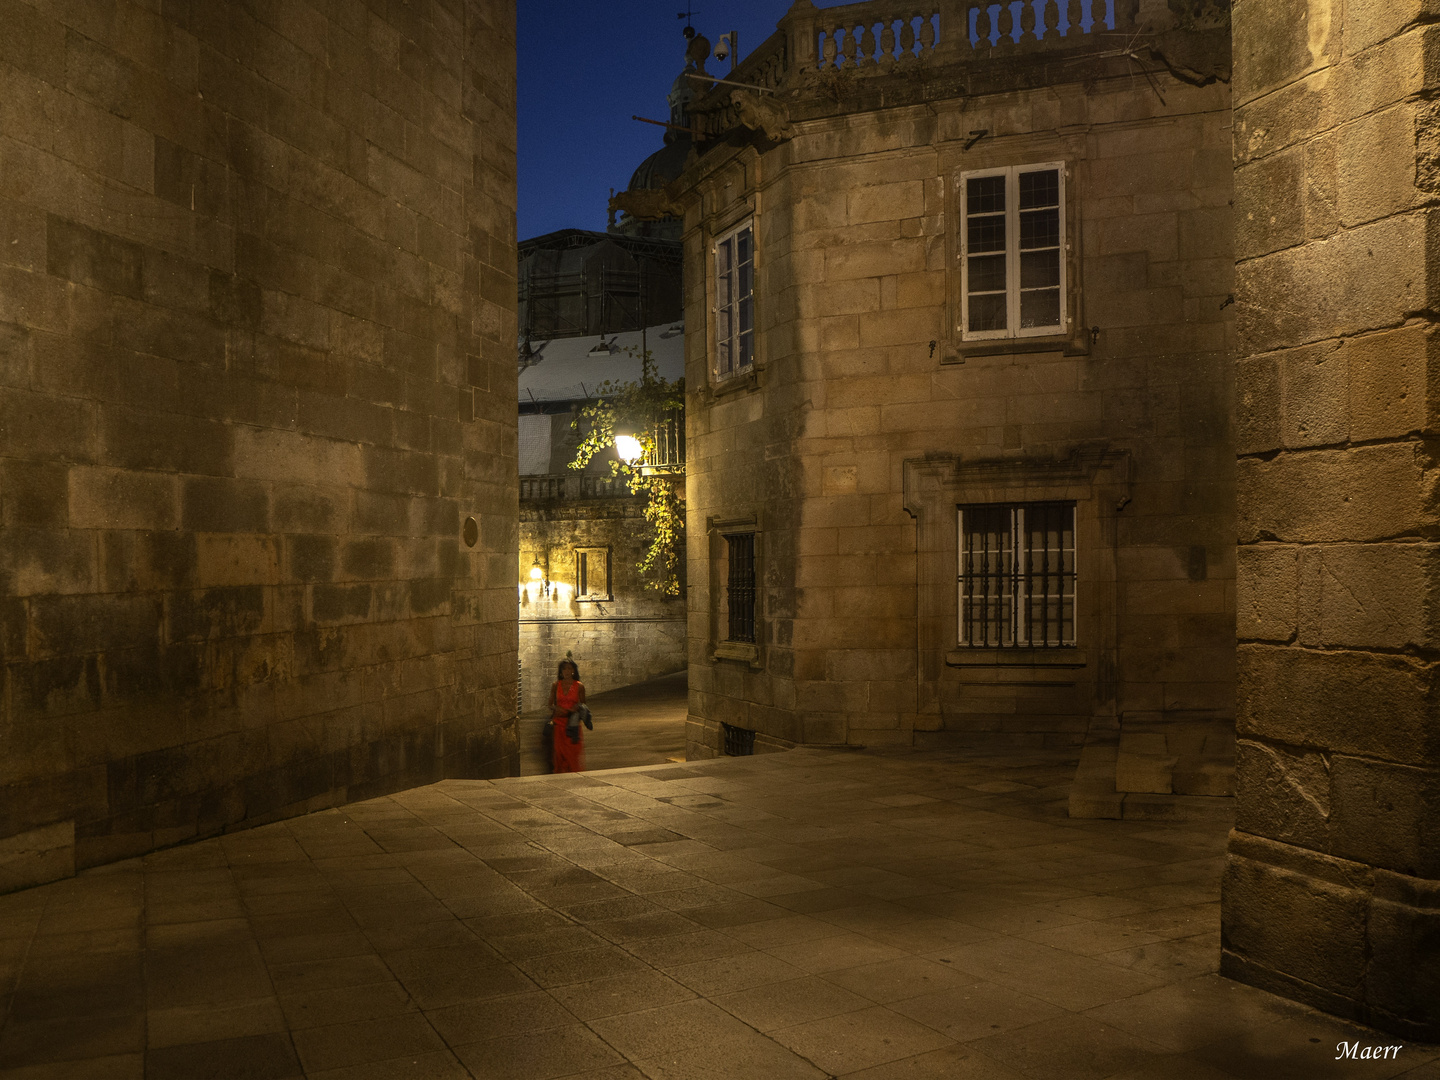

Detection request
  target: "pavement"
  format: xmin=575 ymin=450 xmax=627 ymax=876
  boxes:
xmin=1 ymin=745 xmax=1437 ymax=1080
xmin=519 ymin=671 xmax=688 ymax=776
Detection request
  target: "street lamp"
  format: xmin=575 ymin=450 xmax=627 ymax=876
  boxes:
xmin=615 ymin=433 xmax=644 ymax=464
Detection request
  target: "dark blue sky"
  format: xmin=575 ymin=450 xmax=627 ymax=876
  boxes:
xmin=516 ymin=1 xmax=799 ymax=240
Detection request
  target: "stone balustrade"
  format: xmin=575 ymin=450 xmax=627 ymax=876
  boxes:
xmin=769 ymin=0 xmax=1136 ymax=80
xmin=690 ymin=0 xmax=1143 ymax=132
xmin=812 ymin=5 xmax=942 ymax=70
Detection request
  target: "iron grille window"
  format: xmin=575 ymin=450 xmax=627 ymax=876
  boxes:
xmin=715 ymin=222 xmax=754 ymax=377
xmin=724 ymin=532 xmax=756 ymax=644
xmin=958 ymin=502 xmax=1076 ymax=647
xmin=960 ymin=163 xmax=1066 ymax=340
xmin=722 ymin=722 xmax=756 ymax=756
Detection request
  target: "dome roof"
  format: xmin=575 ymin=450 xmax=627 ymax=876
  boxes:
xmin=627 ymin=137 xmax=691 ymax=193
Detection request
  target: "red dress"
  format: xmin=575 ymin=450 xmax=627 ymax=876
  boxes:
xmin=551 ymin=680 xmax=585 ymax=773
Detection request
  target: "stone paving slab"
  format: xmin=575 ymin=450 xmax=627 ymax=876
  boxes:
xmin=0 ymin=747 xmax=1436 ymax=1079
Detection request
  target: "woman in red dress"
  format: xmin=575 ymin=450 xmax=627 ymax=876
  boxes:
xmin=547 ymin=659 xmax=587 ymax=773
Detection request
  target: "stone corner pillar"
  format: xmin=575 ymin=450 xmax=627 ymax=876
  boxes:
xmin=1225 ymin=0 xmax=1440 ymax=1040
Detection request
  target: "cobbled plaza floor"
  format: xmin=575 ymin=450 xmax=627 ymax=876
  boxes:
xmin=1 ymin=746 xmax=1436 ymax=1079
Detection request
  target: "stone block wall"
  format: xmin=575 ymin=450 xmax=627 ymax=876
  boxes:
xmin=519 ymin=498 xmax=685 ymax=714
xmin=679 ymin=45 xmax=1234 ymax=765
xmin=0 ymin=0 xmax=518 ymax=889
xmin=1223 ymin=0 xmax=1440 ymax=1040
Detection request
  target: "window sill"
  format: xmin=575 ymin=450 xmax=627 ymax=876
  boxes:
xmin=713 ymin=641 xmax=759 ymax=664
xmin=946 ymin=648 xmax=1087 ymax=668
xmin=942 ymin=330 xmax=1091 ymax=364
xmin=711 ymin=366 xmax=760 ymax=396
xmin=575 ymin=596 xmax=613 ymax=603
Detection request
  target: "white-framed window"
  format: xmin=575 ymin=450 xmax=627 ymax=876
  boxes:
xmin=714 ymin=221 xmax=754 ymax=377
xmin=575 ymin=546 xmax=610 ymax=601
xmin=960 ymin=164 xmax=1066 ymax=340
xmin=958 ymin=502 xmax=1076 ymax=647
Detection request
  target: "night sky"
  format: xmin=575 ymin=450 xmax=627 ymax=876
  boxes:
xmin=515 ymin=0 xmax=805 ymax=240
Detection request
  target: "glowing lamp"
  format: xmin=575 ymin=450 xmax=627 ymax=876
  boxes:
xmin=615 ymin=434 xmax=644 ymax=464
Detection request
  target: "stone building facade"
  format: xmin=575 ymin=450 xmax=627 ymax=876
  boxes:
xmin=519 ymin=496 xmax=687 ymax=713
xmin=0 ymin=0 xmax=519 ymax=889
xmin=657 ymin=0 xmax=1440 ymax=1040
xmin=1223 ymin=0 xmax=1440 ymax=1041
xmin=667 ymin=0 xmax=1236 ymax=813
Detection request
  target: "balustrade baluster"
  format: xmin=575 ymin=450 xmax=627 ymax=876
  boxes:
xmin=861 ymin=22 xmax=877 ymax=65
xmin=841 ymin=25 xmax=857 ymax=67
xmin=1019 ymin=0 xmax=1036 ymax=43
xmin=919 ymin=12 xmax=936 ymax=54
xmin=879 ymin=20 xmax=896 ymax=64
xmin=1091 ymin=0 xmax=1108 ymax=31
xmin=1041 ymin=0 xmax=1062 ymax=42
xmin=821 ymin=29 xmax=837 ymax=69
xmin=1066 ymin=0 xmax=1085 ymax=34
xmin=973 ymin=4 xmax=992 ymax=48
xmin=899 ymin=16 xmax=916 ymax=61
xmin=997 ymin=1 xmax=1016 ymax=47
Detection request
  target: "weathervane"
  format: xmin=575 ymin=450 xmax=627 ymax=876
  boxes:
xmin=677 ymin=3 xmax=700 ymax=38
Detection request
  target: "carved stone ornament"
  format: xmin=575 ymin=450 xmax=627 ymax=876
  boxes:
xmin=729 ymin=89 xmax=795 ymax=141
xmin=608 ymin=188 xmax=682 ymax=222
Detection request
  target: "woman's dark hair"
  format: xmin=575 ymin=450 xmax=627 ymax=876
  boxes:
xmin=556 ymin=659 xmax=580 ymax=680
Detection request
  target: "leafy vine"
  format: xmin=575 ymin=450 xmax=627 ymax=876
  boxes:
xmin=569 ymin=350 xmax=686 ymax=597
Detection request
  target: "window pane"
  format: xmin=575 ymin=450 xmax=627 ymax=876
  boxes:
xmin=966 ymin=174 xmax=1006 ymax=214
xmin=718 ymin=237 xmax=733 ymax=272
xmin=1018 ymin=168 xmax=1059 ymax=210
xmin=1020 ymin=249 xmax=1060 ymax=289
xmin=1020 ymin=288 xmax=1061 ymax=329
xmin=967 ymin=214 xmax=1006 ymax=253
xmin=739 ymin=295 xmax=753 ymax=335
xmin=738 ymin=261 xmax=752 ymax=298
xmin=968 ymin=253 xmax=1006 ymax=293
xmin=1020 ymin=207 xmax=1059 ymax=249
xmin=736 ymin=227 xmax=751 ymax=265
xmin=968 ymin=293 xmax=1006 ymax=333
xmin=739 ymin=330 xmax=753 ymax=367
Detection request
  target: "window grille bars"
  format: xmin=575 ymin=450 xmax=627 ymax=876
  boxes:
xmin=724 ymin=533 xmax=757 ymax=644
xmin=958 ymin=502 xmax=1075 ymax=647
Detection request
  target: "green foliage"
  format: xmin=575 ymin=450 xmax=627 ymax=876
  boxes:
xmin=569 ymin=350 xmax=686 ymax=597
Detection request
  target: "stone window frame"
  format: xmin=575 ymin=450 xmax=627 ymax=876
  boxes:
xmin=903 ymin=449 xmax=1130 ymax=719
xmin=574 ymin=546 xmax=611 ymax=602
xmin=709 ymin=512 xmax=763 ymax=666
xmin=945 ymin=157 xmax=1090 ymax=363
